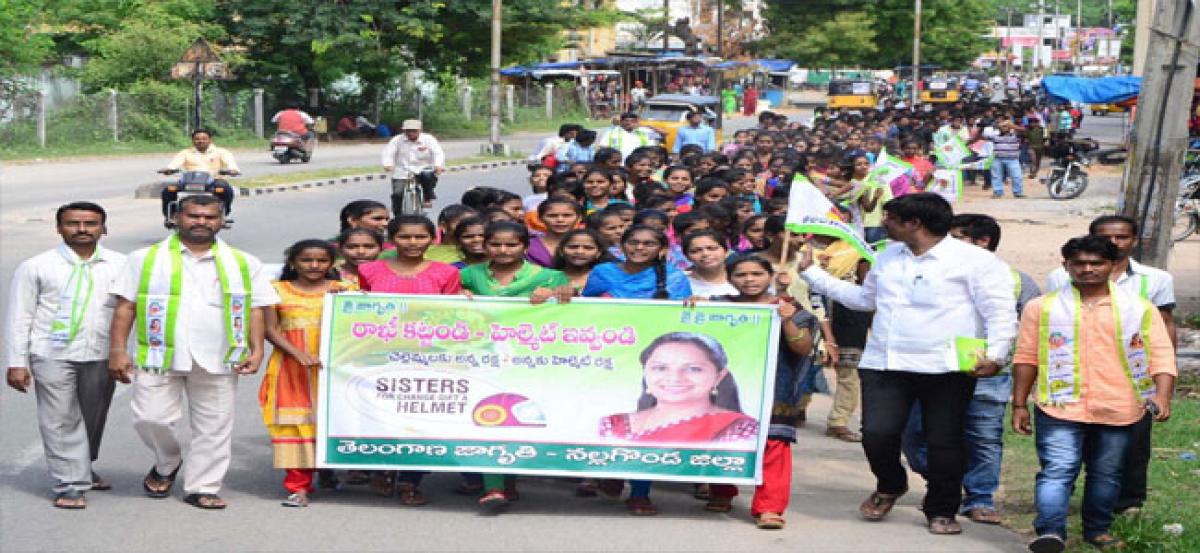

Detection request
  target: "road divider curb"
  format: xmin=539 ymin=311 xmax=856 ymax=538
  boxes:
xmin=239 ymin=160 xmax=527 ymax=197
xmin=132 ymin=159 xmax=527 ymax=198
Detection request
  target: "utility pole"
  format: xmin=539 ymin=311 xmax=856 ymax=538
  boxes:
xmin=1053 ymin=0 xmax=1060 ymax=73
xmin=716 ymin=0 xmax=723 ymax=57
xmin=487 ymin=0 xmax=504 ymax=155
xmin=663 ymin=0 xmax=670 ymax=53
xmin=1120 ymin=0 xmax=1200 ymax=266
xmin=1076 ymin=0 xmax=1082 ymax=68
xmin=1036 ymin=0 xmax=1045 ymax=73
xmin=911 ymin=0 xmax=921 ymax=109
xmin=1004 ymin=9 xmax=1014 ymax=75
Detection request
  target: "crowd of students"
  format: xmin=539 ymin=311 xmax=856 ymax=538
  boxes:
xmin=5 ymin=100 xmax=1179 ymax=551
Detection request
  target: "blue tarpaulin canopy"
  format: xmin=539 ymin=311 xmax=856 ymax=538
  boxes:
xmin=1041 ymin=75 xmax=1141 ymax=104
xmin=753 ymin=59 xmax=796 ymax=73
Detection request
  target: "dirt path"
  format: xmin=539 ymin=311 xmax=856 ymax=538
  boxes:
xmin=953 ymin=164 xmax=1200 ymax=318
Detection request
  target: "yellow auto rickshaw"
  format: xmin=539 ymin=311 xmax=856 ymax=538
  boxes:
xmin=827 ymin=79 xmax=877 ymax=109
xmin=639 ymin=94 xmax=723 ymax=153
xmin=920 ymin=77 xmax=960 ymax=103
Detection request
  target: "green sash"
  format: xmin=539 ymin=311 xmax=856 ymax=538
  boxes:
xmin=135 ymin=235 xmax=252 ymax=373
xmin=1037 ymin=281 xmax=1156 ymax=405
xmin=49 ymin=245 xmax=99 ymax=346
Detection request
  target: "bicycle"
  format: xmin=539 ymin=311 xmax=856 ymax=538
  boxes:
xmin=390 ymin=168 xmax=438 ymax=216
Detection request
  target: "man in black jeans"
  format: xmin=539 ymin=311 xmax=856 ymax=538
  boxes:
xmin=799 ymin=193 xmax=1018 ymax=536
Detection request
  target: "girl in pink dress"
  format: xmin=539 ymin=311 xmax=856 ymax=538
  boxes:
xmin=353 ymin=214 xmax=461 ymax=505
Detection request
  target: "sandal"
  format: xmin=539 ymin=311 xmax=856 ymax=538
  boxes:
xmin=575 ymin=481 xmax=599 ymax=498
xmin=625 ymin=496 xmax=658 ymax=516
xmin=1028 ymin=534 xmax=1066 ymax=553
xmin=183 ymin=493 xmax=227 ymax=510
xmin=395 ymin=483 xmax=428 ymax=506
xmin=597 ymin=479 xmax=624 ymax=499
xmin=704 ymin=495 xmax=733 ymax=513
xmin=859 ymin=490 xmax=905 ymax=521
xmin=756 ymin=512 xmax=786 ymax=530
xmin=927 ymin=516 xmax=962 ymax=535
xmin=965 ymin=507 xmax=1002 ymax=525
xmin=1085 ymin=534 xmax=1125 ymax=550
xmin=53 ymin=489 xmax=87 ymax=509
xmin=368 ymin=472 xmax=395 ymax=497
xmin=825 ymin=426 xmax=863 ymax=443
xmin=142 ymin=464 xmax=181 ymax=498
xmin=91 ymin=472 xmax=112 ymax=491
xmin=478 ymin=489 xmax=509 ymax=511
xmin=281 ymin=492 xmax=308 ymax=508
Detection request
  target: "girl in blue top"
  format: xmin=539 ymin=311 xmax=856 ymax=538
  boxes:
xmin=581 ymin=225 xmax=692 ymax=515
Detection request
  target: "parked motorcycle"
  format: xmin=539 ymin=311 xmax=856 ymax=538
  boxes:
xmin=159 ymin=169 xmax=236 ymax=229
xmin=270 ymin=131 xmax=314 ymax=164
xmin=1043 ymin=137 xmax=1098 ymax=200
xmin=1174 ymin=175 xmax=1200 ymax=242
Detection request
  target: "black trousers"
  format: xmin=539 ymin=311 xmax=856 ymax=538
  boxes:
xmin=1114 ymin=411 xmax=1152 ymax=512
xmin=859 ymin=369 xmax=977 ymax=519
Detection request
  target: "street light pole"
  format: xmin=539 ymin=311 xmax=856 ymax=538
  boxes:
xmin=488 ymin=0 xmax=504 ymax=154
xmin=912 ymin=0 xmax=921 ymax=109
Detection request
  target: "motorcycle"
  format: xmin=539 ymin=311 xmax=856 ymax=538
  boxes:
xmin=159 ymin=169 xmax=236 ymax=229
xmin=270 ymin=131 xmax=314 ymax=164
xmin=1173 ymin=175 xmax=1200 ymax=242
xmin=1043 ymin=137 xmax=1098 ymax=200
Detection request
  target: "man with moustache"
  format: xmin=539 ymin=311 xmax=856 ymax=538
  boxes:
xmin=5 ymin=202 xmax=126 ymax=509
xmin=108 ymin=195 xmax=278 ymax=509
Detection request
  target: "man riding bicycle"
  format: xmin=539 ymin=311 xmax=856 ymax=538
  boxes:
xmin=159 ymin=128 xmax=240 ymax=218
xmin=381 ymin=119 xmax=446 ymax=212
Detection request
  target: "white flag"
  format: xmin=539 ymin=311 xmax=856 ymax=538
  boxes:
xmin=784 ymin=176 xmax=877 ymax=263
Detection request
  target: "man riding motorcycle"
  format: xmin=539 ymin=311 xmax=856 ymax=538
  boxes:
xmin=159 ymin=128 xmax=240 ymax=218
xmin=271 ymin=102 xmax=316 ymax=148
xmin=381 ymin=119 xmax=445 ymax=211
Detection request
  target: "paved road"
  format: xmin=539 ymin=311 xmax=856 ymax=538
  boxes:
xmin=0 ymin=132 xmax=553 ymax=213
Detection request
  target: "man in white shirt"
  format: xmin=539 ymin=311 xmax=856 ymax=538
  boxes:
xmin=159 ymin=129 xmax=240 ymax=217
xmin=799 ymin=193 xmax=1018 ymax=535
xmin=381 ymin=119 xmax=446 ymax=211
xmin=108 ymin=195 xmax=279 ymax=509
xmin=599 ymin=112 xmax=659 ymax=161
xmin=5 ymin=202 xmax=126 ymax=509
xmin=1044 ymin=214 xmax=1177 ymax=518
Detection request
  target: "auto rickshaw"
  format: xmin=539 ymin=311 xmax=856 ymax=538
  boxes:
xmin=638 ymin=94 xmax=723 ymax=153
xmin=827 ymin=79 xmax=877 ymax=109
xmin=920 ymin=77 xmax=960 ymax=103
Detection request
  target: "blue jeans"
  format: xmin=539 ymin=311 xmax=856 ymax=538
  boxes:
xmin=1033 ymin=409 xmax=1132 ymax=541
xmin=901 ymin=398 xmax=1007 ymax=512
xmin=990 ymin=158 xmax=1024 ymax=196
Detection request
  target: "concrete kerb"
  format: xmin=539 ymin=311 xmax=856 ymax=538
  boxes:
xmin=238 ymin=160 xmax=526 ymax=197
xmin=130 ymin=160 xmax=527 ymax=199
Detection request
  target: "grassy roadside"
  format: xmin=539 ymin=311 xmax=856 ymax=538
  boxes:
xmin=237 ymin=152 xmax=524 ymax=189
xmin=1 ymin=115 xmax=595 ymax=163
xmin=998 ymin=373 xmax=1200 ymax=552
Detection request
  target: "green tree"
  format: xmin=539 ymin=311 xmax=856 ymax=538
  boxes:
xmin=764 ymin=11 xmax=878 ymax=68
xmin=0 ymin=0 xmax=55 ymax=80
xmin=759 ymin=0 xmax=991 ymax=69
xmin=79 ymin=4 xmax=223 ymax=89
